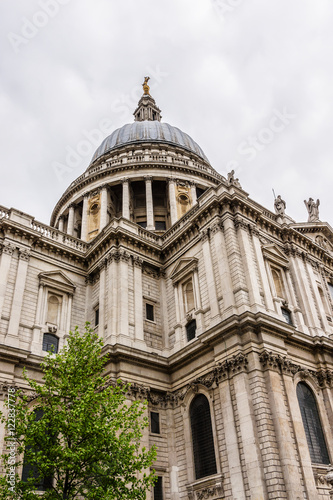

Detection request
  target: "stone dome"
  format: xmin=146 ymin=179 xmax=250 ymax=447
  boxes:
xmin=89 ymin=120 xmax=209 ymax=166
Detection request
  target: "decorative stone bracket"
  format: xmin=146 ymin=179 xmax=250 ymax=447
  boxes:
xmin=187 ymin=473 xmax=224 ymax=500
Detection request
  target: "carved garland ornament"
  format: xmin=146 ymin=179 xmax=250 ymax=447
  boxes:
xmin=259 ymin=350 xmax=333 ymax=388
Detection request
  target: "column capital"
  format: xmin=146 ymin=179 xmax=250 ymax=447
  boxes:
xmin=166 ymin=177 xmax=175 ymax=184
xmin=121 ymin=177 xmax=129 ymax=184
xmin=144 ymin=175 xmax=153 ymax=182
xmin=1 ymin=242 xmax=15 ymax=256
xmin=133 ymin=256 xmax=143 ymax=268
xmin=68 ymin=203 xmax=76 ymax=210
xmin=210 ymin=220 xmax=224 ymax=235
xmin=18 ymin=248 xmax=31 ymax=261
xmin=200 ymin=228 xmax=210 ymax=242
xmin=233 ymin=215 xmax=249 ymax=232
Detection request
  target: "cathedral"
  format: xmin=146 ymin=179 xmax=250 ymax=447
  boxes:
xmin=0 ymin=79 xmax=333 ymax=500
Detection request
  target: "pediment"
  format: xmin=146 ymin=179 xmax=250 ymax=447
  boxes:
xmin=291 ymin=223 xmax=333 ymax=254
xmin=262 ymin=244 xmax=289 ymax=267
xmin=39 ymin=271 xmax=76 ymax=294
xmin=170 ymin=258 xmax=198 ymax=284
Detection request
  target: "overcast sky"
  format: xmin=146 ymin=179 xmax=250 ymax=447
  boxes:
xmin=1 ymin=0 xmax=332 ymax=225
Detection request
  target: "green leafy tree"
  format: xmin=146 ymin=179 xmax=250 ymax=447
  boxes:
xmin=0 ymin=324 xmax=156 ymax=499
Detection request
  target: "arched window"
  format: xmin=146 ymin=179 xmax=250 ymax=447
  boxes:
xmin=190 ymin=394 xmax=217 ymax=479
xmin=43 ymin=333 xmax=59 ymax=353
xmin=22 ymin=408 xmax=53 ymax=490
xmin=296 ymin=382 xmax=330 ymax=464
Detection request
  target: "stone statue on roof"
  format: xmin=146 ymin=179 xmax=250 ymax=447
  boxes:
xmin=304 ymin=198 xmax=320 ymax=222
xmin=274 ymin=195 xmax=286 ymax=215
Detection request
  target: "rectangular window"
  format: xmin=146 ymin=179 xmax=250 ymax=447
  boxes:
xmin=146 ymin=303 xmax=154 ymax=321
xmin=155 ymin=220 xmax=166 ymax=231
xmin=151 ymin=412 xmax=160 ymax=434
xmin=95 ymin=308 xmax=99 ymax=327
xmin=186 ymin=319 xmax=197 ymax=341
xmin=153 ymin=476 xmax=163 ymax=500
xmin=281 ymin=307 xmax=293 ymax=325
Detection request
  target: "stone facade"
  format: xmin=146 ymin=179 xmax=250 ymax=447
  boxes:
xmin=0 ymin=87 xmax=333 ymax=499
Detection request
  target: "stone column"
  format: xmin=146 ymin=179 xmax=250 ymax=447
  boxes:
xmin=67 ymin=204 xmax=75 ymax=236
xmin=58 ymin=216 xmax=64 ymax=232
xmin=98 ymin=261 xmax=106 ymax=340
xmin=65 ymin=294 xmax=72 ymax=339
xmin=81 ymin=195 xmax=89 ymax=241
xmin=0 ymin=243 xmax=14 ymax=321
xmin=122 ymin=178 xmax=130 ymax=220
xmin=218 ymin=378 xmax=246 ymax=500
xmin=133 ymin=257 xmax=145 ymax=344
xmin=145 ymin=176 xmax=154 ymax=230
xmin=190 ymin=182 xmax=197 ymax=205
xmin=6 ymin=248 xmax=30 ymax=347
xmin=251 ymin=228 xmax=276 ymax=313
xmin=235 ymin=218 xmax=263 ymax=311
xmin=211 ymin=220 xmax=235 ymax=315
xmin=100 ymin=185 xmax=108 ymax=230
xmin=201 ymin=229 xmax=220 ymax=324
xmin=168 ymin=178 xmax=177 ymax=226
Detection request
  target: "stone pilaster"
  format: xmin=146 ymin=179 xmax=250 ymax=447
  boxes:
xmin=201 ymin=228 xmax=220 ymax=324
xmin=31 ymin=283 xmax=45 ymax=354
xmin=133 ymin=257 xmax=145 ymax=345
xmin=305 ymin=257 xmax=330 ymax=333
xmin=145 ymin=176 xmax=154 ymax=230
xmin=0 ymin=243 xmax=14 ymax=322
xmin=173 ymin=285 xmax=183 ymax=350
xmin=251 ymin=228 xmax=275 ymax=313
xmin=118 ymin=251 xmax=130 ymax=343
xmin=106 ymin=252 xmax=117 ymax=343
xmin=218 ymin=378 xmax=246 ymax=500
xmin=122 ymin=178 xmax=130 ymax=220
xmin=67 ymin=204 xmax=75 ymax=236
xmin=232 ymin=367 xmax=268 ymax=499
xmin=210 ymin=220 xmax=236 ymax=316
xmin=6 ymin=248 xmax=30 ymax=347
xmin=234 ymin=217 xmax=263 ymax=312
xmin=259 ymin=357 xmax=304 ymax=499
xmin=168 ymin=178 xmax=177 ymax=226
xmin=98 ymin=260 xmax=106 ymax=340
xmin=288 ymin=250 xmax=321 ymax=335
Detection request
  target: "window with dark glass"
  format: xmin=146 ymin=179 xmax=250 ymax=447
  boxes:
xmin=296 ymin=382 xmax=330 ymax=464
xmin=281 ymin=308 xmax=293 ymax=325
xmin=153 ymin=476 xmax=163 ymax=500
xmin=22 ymin=409 xmax=53 ymax=490
xmin=190 ymin=394 xmax=217 ymax=479
xmin=95 ymin=307 xmax=99 ymax=327
xmin=146 ymin=303 xmax=154 ymax=321
xmin=151 ymin=411 xmax=160 ymax=434
xmin=42 ymin=333 xmax=59 ymax=353
xmin=155 ymin=220 xmax=166 ymax=231
xmin=186 ymin=319 xmax=196 ymax=342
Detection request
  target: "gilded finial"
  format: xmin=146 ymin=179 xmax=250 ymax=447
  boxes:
xmin=142 ymin=76 xmax=150 ymax=95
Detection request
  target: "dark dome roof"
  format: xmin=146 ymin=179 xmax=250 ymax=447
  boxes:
xmin=89 ymin=120 xmax=209 ymax=165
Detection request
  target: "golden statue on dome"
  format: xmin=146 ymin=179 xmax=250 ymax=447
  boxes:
xmin=142 ymin=76 xmax=150 ymax=95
